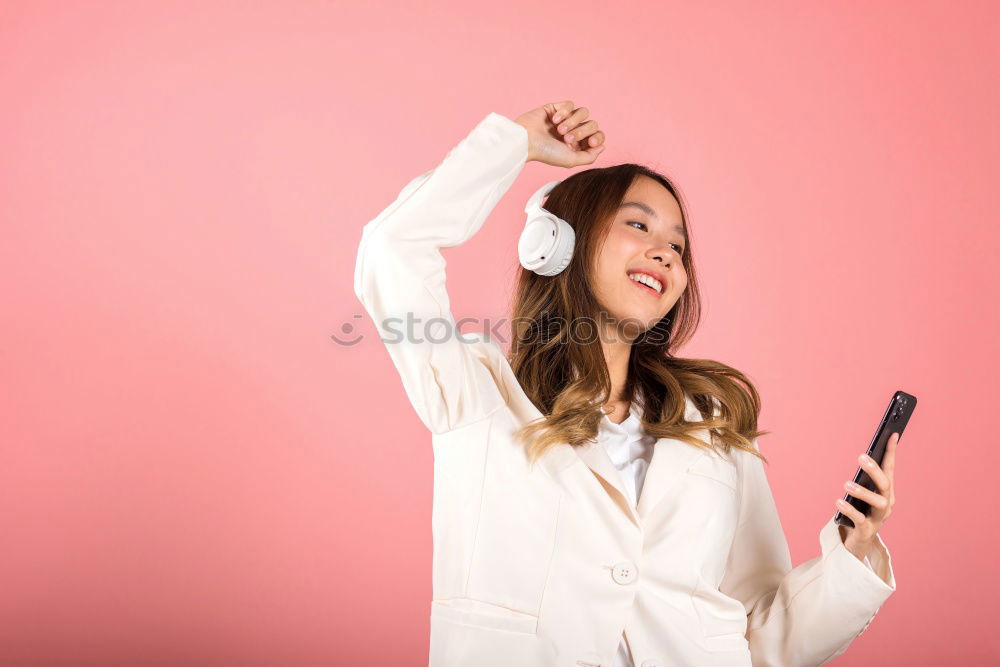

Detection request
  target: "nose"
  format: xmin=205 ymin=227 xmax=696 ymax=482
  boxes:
xmin=647 ymin=246 xmax=673 ymax=266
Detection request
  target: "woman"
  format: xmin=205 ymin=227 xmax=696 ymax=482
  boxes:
xmin=353 ymin=100 xmax=898 ymax=667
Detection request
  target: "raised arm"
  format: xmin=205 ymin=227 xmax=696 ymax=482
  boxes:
xmin=721 ymin=439 xmax=896 ymax=666
xmin=352 ymin=112 xmax=530 ymax=434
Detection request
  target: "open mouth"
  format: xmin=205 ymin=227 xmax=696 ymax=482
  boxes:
xmin=627 ymin=272 xmax=664 ymax=297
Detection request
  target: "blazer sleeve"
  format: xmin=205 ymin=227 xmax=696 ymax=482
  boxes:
xmin=352 ymin=112 xmax=530 ymax=434
xmin=719 ymin=439 xmax=897 ymax=666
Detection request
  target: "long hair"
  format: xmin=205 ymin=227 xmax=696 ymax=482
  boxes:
xmin=506 ymin=163 xmax=770 ymax=466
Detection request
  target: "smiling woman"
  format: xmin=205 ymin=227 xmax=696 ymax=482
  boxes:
xmin=354 ymin=103 xmax=896 ymax=667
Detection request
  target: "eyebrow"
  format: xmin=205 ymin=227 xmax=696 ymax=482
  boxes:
xmin=619 ymin=201 xmax=687 ymax=242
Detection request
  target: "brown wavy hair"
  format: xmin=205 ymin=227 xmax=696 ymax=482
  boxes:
xmin=506 ymin=164 xmax=770 ymax=466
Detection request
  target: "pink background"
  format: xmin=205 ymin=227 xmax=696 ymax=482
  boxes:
xmin=2 ymin=1 xmax=996 ymax=664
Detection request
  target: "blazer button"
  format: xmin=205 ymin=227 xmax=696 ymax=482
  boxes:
xmin=611 ymin=561 xmax=637 ymax=585
xmin=640 ymin=661 xmax=659 ymax=667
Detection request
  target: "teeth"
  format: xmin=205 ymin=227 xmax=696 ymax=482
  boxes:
xmin=628 ymin=272 xmax=663 ymax=294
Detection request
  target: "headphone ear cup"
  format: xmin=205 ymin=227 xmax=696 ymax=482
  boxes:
xmin=536 ymin=219 xmax=575 ymax=276
xmin=518 ymin=216 xmax=575 ymax=276
xmin=518 ymin=217 xmax=549 ymax=272
xmin=519 ymin=180 xmax=574 ymax=276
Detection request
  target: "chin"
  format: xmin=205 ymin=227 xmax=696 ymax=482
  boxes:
xmin=615 ymin=311 xmax=662 ymax=332
xmin=629 ymin=300 xmax=668 ymax=320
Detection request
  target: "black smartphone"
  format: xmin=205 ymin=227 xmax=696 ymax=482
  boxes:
xmin=834 ymin=390 xmax=917 ymax=528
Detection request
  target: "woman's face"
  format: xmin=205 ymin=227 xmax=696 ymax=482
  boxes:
xmin=590 ymin=176 xmax=688 ymax=332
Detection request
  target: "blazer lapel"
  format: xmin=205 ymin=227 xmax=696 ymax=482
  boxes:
xmin=573 ymin=437 xmax=641 ymax=527
xmin=635 ymin=395 xmax=712 ymax=522
xmin=521 ymin=395 xmax=642 ymax=527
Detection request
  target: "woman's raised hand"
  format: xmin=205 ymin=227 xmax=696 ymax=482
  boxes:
xmin=515 ymin=101 xmax=606 ymax=167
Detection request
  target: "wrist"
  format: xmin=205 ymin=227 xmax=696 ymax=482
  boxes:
xmin=514 ymin=120 xmax=537 ymax=162
xmin=838 ymin=524 xmax=874 ymax=562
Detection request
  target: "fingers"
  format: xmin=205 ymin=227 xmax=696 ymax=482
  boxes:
xmin=859 ymin=451 xmax=891 ymax=494
xmin=549 ymin=101 xmax=579 ymax=126
xmin=552 ymin=108 xmax=603 ymax=146
xmin=883 ymin=432 xmax=899 ymax=479
xmin=554 ymin=109 xmax=590 ymax=142
xmin=565 ymin=121 xmax=604 ymax=148
xmin=546 ymin=100 xmax=606 ymax=165
xmin=882 ymin=432 xmax=899 ymax=506
xmin=836 ymin=497 xmax=869 ymax=528
xmin=557 ymin=110 xmax=588 ymax=140
xmin=838 ymin=435 xmax=900 ymax=542
xmin=843 ymin=480 xmax=890 ymax=512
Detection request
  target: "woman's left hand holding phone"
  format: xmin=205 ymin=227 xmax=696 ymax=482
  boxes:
xmin=837 ymin=432 xmax=900 ymax=562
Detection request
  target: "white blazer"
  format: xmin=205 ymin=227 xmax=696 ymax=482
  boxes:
xmin=353 ymin=111 xmax=896 ymax=667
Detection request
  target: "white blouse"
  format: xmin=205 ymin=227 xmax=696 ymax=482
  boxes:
xmin=598 ymin=400 xmax=874 ymax=667
xmin=596 ymin=402 xmax=654 ymax=667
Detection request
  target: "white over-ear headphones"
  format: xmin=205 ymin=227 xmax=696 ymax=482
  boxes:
xmin=518 ymin=180 xmax=575 ymax=276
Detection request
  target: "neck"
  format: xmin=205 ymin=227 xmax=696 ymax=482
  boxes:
xmin=600 ymin=325 xmax=633 ymax=410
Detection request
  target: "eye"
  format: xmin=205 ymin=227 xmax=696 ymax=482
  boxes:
xmin=627 ymin=220 xmax=648 ymax=231
xmin=670 ymin=242 xmax=685 ymax=255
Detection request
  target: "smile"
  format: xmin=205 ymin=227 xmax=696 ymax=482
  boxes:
xmin=627 ymin=272 xmax=664 ymax=297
